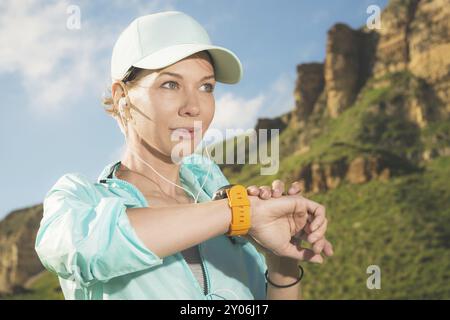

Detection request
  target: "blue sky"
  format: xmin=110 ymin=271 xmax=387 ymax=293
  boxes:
xmin=0 ymin=0 xmax=388 ymax=220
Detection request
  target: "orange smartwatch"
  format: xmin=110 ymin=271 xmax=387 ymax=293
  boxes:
xmin=212 ymin=184 xmax=251 ymax=236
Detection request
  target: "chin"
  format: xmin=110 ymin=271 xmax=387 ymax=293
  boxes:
xmin=168 ymin=139 xmax=198 ymax=162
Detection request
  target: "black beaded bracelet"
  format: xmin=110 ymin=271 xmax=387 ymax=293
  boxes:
xmin=265 ymin=265 xmax=304 ymax=288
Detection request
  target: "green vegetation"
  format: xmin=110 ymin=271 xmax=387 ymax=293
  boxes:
xmin=222 ymin=71 xmax=450 ymax=299
xmin=298 ymin=156 xmax=450 ymax=299
xmin=2 ymin=271 xmax=63 ymax=300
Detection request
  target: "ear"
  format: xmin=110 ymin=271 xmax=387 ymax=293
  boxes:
xmin=111 ymin=81 xmax=125 ymax=107
xmin=111 ymin=81 xmax=129 ymax=135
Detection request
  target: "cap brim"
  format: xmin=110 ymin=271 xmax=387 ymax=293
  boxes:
xmin=132 ymin=43 xmax=243 ymax=84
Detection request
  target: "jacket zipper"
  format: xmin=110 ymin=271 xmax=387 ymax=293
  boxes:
xmin=100 ymin=176 xmax=212 ymax=299
xmin=198 ymin=242 xmax=210 ymax=297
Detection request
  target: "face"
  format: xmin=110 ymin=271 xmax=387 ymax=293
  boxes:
xmin=113 ymin=51 xmax=216 ymax=161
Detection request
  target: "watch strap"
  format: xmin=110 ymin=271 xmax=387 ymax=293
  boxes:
xmin=225 ymin=185 xmax=251 ymax=236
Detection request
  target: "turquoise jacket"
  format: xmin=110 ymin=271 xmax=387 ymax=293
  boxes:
xmin=35 ymin=154 xmax=267 ymax=300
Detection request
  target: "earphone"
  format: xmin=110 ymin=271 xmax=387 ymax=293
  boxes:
xmin=118 ymin=97 xmax=127 ymax=115
xmin=116 ymin=93 xmax=213 ymax=204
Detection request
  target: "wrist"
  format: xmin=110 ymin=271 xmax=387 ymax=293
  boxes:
xmin=216 ymin=198 xmax=233 ymax=235
xmin=266 ymin=254 xmax=300 ymax=276
xmin=265 ymin=253 xmax=303 ymax=289
xmin=265 ymin=264 xmax=303 ymax=290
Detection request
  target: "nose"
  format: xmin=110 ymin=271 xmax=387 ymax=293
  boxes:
xmin=179 ymin=92 xmax=201 ymax=117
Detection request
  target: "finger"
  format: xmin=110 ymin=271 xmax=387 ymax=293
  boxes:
xmin=323 ymin=239 xmax=334 ymax=257
xmin=279 ymin=244 xmax=324 ymax=263
xmin=271 ymin=179 xmax=285 ymax=197
xmin=259 ymin=186 xmax=272 ymax=199
xmin=310 ymin=213 xmax=326 ymax=233
xmin=247 ymin=185 xmax=260 ymax=196
xmin=288 ymin=180 xmax=303 ymax=195
xmin=295 ymin=247 xmax=324 ymax=263
xmin=312 ymin=238 xmax=326 ymax=255
xmin=303 ymin=200 xmax=326 ymax=231
xmin=293 ymin=212 xmax=308 ymax=232
xmin=307 ymin=218 xmax=328 ymax=243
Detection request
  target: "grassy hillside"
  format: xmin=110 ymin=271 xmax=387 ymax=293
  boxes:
xmin=299 ymin=156 xmax=450 ymax=299
xmin=220 ymin=71 xmax=450 ymax=299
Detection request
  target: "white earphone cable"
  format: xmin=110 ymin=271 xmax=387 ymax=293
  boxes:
xmin=195 ymin=145 xmax=213 ymax=202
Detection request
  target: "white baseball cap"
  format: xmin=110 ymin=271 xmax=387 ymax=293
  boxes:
xmin=111 ymin=11 xmax=243 ymax=84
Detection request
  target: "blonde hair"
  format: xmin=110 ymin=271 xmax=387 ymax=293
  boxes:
xmin=102 ymin=67 xmax=150 ymax=116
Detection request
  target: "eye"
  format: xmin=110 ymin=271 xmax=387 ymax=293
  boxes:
xmin=201 ymin=83 xmax=215 ymax=93
xmin=161 ymin=80 xmax=215 ymax=92
xmin=161 ymin=81 xmax=179 ymax=90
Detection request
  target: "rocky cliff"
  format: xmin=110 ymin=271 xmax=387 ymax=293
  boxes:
xmin=254 ymin=0 xmax=449 ymax=193
xmin=0 ymin=204 xmax=45 ymax=295
xmin=294 ymin=0 xmax=449 ymax=125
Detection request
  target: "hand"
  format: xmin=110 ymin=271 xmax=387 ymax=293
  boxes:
xmin=244 ymin=180 xmax=333 ymax=263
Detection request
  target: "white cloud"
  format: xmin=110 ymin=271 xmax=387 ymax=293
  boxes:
xmin=261 ymin=71 xmax=296 ymax=118
xmin=0 ymin=0 xmax=175 ymax=116
xmin=202 ymin=12 xmax=233 ymax=36
xmin=0 ymin=0 xmax=112 ymax=114
xmin=108 ymin=142 xmax=127 ymax=163
xmin=206 ymin=71 xmax=295 ymax=144
xmin=210 ymin=92 xmax=265 ymax=133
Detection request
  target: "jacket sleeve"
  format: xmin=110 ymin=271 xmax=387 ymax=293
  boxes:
xmin=35 ymin=173 xmax=163 ymax=287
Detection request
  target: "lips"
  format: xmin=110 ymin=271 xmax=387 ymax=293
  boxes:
xmin=171 ymin=127 xmax=195 ymax=132
xmin=170 ymin=127 xmax=200 ymax=140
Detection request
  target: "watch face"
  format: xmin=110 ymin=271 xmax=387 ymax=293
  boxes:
xmin=212 ymin=184 xmax=236 ymax=200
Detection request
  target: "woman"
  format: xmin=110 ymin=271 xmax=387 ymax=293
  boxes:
xmin=35 ymin=11 xmax=333 ymax=300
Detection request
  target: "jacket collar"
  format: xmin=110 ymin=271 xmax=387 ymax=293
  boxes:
xmin=96 ymin=154 xmax=219 ymax=203
xmin=96 ymin=161 xmax=120 ymax=182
